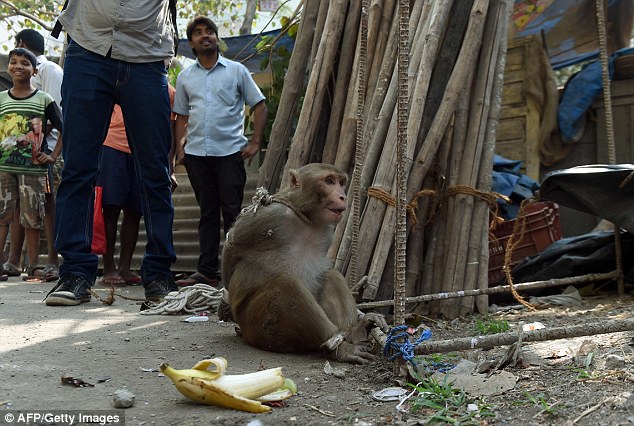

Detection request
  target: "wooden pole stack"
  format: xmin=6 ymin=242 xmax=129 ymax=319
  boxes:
xmin=258 ymin=0 xmax=514 ymax=319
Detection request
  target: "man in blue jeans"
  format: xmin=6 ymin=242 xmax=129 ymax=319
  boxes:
xmin=45 ymin=1 xmax=178 ymax=306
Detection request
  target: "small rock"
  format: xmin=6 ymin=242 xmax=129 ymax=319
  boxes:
xmin=605 ymin=354 xmax=626 ymax=369
xmin=622 ymin=392 xmax=634 ymax=411
xmin=112 ymin=389 xmax=135 ymax=408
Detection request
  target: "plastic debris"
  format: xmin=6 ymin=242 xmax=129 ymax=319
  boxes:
xmin=182 ymin=316 xmax=209 ymax=323
xmin=372 ymin=387 xmax=408 ymax=402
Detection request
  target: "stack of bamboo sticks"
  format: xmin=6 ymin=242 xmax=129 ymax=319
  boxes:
xmin=258 ymin=0 xmax=513 ymax=319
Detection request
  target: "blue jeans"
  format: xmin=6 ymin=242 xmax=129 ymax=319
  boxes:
xmin=55 ymin=40 xmax=176 ymax=285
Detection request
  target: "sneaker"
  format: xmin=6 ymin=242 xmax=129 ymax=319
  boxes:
xmin=144 ymin=278 xmax=178 ymax=302
xmin=45 ymin=275 xmax=92 ymax=306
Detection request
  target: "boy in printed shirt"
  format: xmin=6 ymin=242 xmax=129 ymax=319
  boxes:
xmin=0 ymin=48 xmax=63 ymax=275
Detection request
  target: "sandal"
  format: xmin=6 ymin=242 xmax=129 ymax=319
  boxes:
xmin=23 ymin=264 xmax=59 ymax=283
xmin=175 ymin=272 xmax=218 ymax=287
xmin=42 ymin=264 xmax=59 ymax=281
xmin=3 ymin=262 xmax=22 ymax=277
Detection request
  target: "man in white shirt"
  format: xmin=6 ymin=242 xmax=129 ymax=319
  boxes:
xmin=173 ymin=16 xmax=267 ymax=288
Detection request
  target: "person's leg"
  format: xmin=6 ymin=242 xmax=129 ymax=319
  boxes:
xmin=100 ymin=204 xmax=124 ymax=285
xmin=48 ymin=42 xmax=116 ymax=305
xmin=118 ymin=207 xmax=141 ymax=283
xmin=183 ymin=154 xmax=220 ymax=280
xmin=5 ymin=209 xmax=24 ymax=273
xmin=0 ymin=173 xmax=18 ymax=267
xmin=17 ymin=175 xmax=46 ymax=274
xmin=117 ymin=147 xmax=142 ymax=284
xmin=96 ymin=146 xmax=133 ymax=286
xmin=24 ymin=228 xmax=41 ymax=271
xmin=117 ymin=60 xmax=175 ymax=298
xmin=217 ymin=153 xmax=246 ymax=236
xmin=44 ymin=163 xmax=59 ymax=268
xmin=0 ymin=225 xmax=9 ymax=265
xmin=54 ymin=41 xmax=116 ymax=284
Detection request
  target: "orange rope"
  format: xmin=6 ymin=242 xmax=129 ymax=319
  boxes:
xmin=367 ymin=184 xmax=510 ymax=227
xmin=501 ymin=199 xmax=537 ymax=311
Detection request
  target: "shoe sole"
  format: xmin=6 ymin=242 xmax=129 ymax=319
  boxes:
xmin=45 ymin=294 xmax=91 ymax=306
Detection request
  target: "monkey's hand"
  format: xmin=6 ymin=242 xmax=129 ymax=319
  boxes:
xmin=217 ymin=288 xmax=234 ymax=322
xmin=359 ymin=312 xmax=389 ymax=333
xmin=345 ymin=313 xmax=389 ymax=346
xmin=334 ymin=341 xmax=376 ymax=365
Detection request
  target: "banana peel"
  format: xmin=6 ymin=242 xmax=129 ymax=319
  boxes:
xmin=160 ymin=357 xmax=296 ymax=413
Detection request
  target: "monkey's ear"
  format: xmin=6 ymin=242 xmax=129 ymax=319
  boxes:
xmin=290 ymin=169 xmax=301 ymax=188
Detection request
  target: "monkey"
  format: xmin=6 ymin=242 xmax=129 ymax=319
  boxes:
xmin=219 ymin=163 xmax=387 ymax=364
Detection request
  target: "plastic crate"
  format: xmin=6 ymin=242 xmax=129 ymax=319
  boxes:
xmin=488 ymin=201 xmax=562 ymax=285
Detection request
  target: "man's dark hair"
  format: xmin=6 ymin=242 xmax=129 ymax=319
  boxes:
xmin=15 ymin=29 xmax=45 ymax=56
xmin=8 ymin=48 xmax=38 ymax=69
xmin=186 ymin=16 xmax=218 ymax=40
xmin=186 ymin=16 xmax=219 ymax=57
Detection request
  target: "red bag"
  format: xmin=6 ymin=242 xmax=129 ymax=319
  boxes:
xmin=91 ymin=186 xmax=107 ymax=255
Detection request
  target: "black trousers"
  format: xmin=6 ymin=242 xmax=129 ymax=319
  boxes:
xmin=183 ymin=152 xmax=246 ymax=277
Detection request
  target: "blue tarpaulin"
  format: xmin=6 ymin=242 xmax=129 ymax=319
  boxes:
xmin=514 ymin=0 xmax=632 ymax=69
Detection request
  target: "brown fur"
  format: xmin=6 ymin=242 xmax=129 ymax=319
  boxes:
xmin=220 ymin=163 xmax=380 ymax=364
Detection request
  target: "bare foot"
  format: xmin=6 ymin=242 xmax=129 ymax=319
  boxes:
xmin=99 ymin=272 xmax=126 ymax=287
xmin=119 ymin=270 xmax=142 ymax=285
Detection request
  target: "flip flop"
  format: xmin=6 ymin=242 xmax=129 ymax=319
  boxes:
xmin=175 ymin=272 xmax=218 ymax=287
xmin=23 ymin=265 xmax=59 ymax=283
xmin=3 ymin=262 xmax=22 ymax=277
xmin=42 ymin=264 xmax=59 ymax=281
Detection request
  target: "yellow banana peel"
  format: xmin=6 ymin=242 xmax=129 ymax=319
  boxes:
xmin=160 ymin=357 xmax=296 ymax=413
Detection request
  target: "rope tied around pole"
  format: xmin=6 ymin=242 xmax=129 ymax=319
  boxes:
xmin=446 ymin=185 xmax=510 ymax=230
xmin=367 ymin=184 xmax=510 ymax=226
xmin=383 ymin=325 xmax=432 ymax=362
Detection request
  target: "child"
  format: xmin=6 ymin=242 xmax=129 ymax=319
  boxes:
xmin=0 ymin=48 xmax=63 ymax=278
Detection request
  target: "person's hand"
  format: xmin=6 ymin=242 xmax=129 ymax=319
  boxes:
xmin=175 ymin=147 xmax=185 ymax=164
xmin=240 ymin=141 xmax=260 ymax=166
xmin=34 ymin=152 xmax=55 ymax=164
xmin=170 ymin=172 xmax=178 ymax=192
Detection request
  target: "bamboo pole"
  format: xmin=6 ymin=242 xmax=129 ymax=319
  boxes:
xmin=258 ymin=0 xmax=318 ymax=192
xmin=310 ymin=0 xmax=330 ymax=67
xmin=281 ymin=0 xmax=350 ymax=189
xmin=363 ymin=0 xmax=488 ymax=300
xmin=473 ymin=0 xmax=513 ymax=314
xmin=357 ymin=271 xmax=619 ymax=309
xmin=366 ymin=0 xmax=397 ymax=106
xmin=428 ymin=90 xmax=470 ymax=317
xmin=440 ymin=0 xmax=502 ymax=319
xmin=342 ymin=0 xmax=451 ymax=290
xmin=322 ymin=0 xmax=361 ymax=164
xmin=414 ymin=318 xmax=634 ymax=355
xmin=332 ymin=0 xmax=428 ymax=271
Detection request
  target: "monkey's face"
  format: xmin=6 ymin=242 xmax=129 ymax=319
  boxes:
xmin=318 ymin=174 xmax=347 ymax=224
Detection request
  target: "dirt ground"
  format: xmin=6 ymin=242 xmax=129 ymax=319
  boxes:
xmin=0 ymin=276 xmax=632 ymax=426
